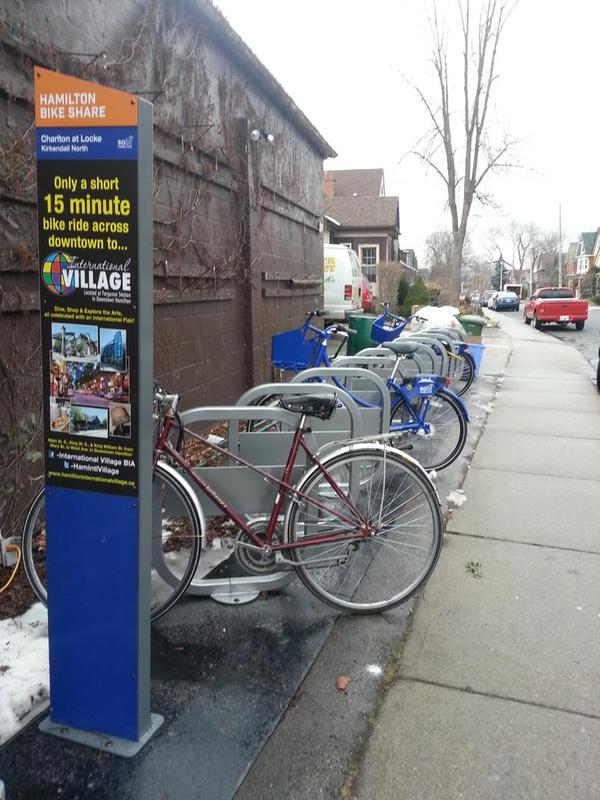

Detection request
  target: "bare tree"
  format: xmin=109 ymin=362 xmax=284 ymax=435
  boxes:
xmin=531 ymin=229 xmax=561 ymax=287
xmin=509 ymin=221 xmax=541 ymax=273
xmin=424 ymin=230 xmax=453 ymax=284
xmin=411 ymin=0 xmax=516 ymax=301
xmin=425 ymin=229 xmax=478 ymax=299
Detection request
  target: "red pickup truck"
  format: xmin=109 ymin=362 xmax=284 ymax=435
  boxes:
xmin=523 ymin=287 xmax=588 ymax=330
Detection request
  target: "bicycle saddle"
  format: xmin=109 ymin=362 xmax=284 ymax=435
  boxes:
xmin=381 ymin=340 xmax=420 ymax=355
xmin=280 ymin=394 xmax=337 ymax=420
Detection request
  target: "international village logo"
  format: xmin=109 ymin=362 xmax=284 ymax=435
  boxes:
xmin=41 ymin=251 xmax=132 ymax=296
xmin=42 ymin=251 xmax=76 ymax=296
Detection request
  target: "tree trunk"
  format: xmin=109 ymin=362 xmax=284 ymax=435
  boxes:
xmin=448 ymin=233 xmax=464 ymax=304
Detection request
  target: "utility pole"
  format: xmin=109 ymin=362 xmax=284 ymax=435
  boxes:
xmin=529 ymin=253 xmax=534 ymax=298
xmin=558 ymin=202 xmax=563 ymax=287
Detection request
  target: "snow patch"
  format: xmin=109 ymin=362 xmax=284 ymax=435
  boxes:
xmin=366 ymin=664 xmax=383 ymax=677
xmin=0 ymin=603 xmax=49 ymax=745
xmin=446 ymin=490 xmax=467 ymax=508
xmin=477 ymin=402 xmax=495 ymax=414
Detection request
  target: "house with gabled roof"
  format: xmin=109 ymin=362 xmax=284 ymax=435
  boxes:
xmin=570 ymin=231 xmax=596 ymax=294
xmin=323 ymin=169 xmax=400 ymax=290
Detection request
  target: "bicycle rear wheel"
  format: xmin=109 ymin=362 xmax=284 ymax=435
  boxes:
xmin=390 ymin=390 xmax=467 ymax=471
xmin=284 ymin=444 xmax=443 ymax=613
xmin=454 ymin=352 xmax=475 ymax=396
xmin=21 ymin=461 xmax=202 ymax=622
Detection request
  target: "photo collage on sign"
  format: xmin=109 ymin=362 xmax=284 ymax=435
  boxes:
xmin=49 ymin=322 xmax=131 ymax=439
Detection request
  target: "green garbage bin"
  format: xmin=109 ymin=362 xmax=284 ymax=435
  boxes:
xmin=455 ymin=314 xmax=486 ymax=337
xmin=347 ymin=314 xmax=377 ymax=356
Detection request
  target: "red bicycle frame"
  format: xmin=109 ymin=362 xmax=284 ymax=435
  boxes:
xmin=153 ymin=413 xmax=372 ymax=553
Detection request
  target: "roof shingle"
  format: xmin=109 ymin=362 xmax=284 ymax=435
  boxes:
xmin=581 ymin=231 xmax=595 ymax=255
xmin=324 ymin=169 xmax=384 ymax=197
xmin=324 ymin=196 xmax=399 ymax=230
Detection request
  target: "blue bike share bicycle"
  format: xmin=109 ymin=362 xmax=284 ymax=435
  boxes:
xmin=268 ymin=309 xmax=469 ymax=472
xmin=370 ymin=303 xmax=476 ymax=397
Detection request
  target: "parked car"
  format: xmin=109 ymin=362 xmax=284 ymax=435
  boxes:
xmin=471 ymin=291 xmax=481 ymax=304
xmin=487 ymin=291 xmax=500 ymax=309
xmin=361 ymin=274 xmax=374 ymax=313
xmin=323 ymin=243 xmax=364 ymax=320
xmin=493 ymin=291 xmax=520 ymax=312
xmin=523 ymin=287 xmax=588 ymax=330
xmin=481 ymin=289 xmax=495 ymax=307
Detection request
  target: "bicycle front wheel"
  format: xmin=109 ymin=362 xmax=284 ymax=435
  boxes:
xmin=284 ymin=444 xmax=443 ymax=613
xmin=390 ymin=390 xmax=467 ymax=471
xmin=21 ymin=461 xmax=203 ymax=622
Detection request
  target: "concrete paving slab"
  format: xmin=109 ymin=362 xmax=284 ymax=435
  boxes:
xmin=507 ymin=353 xmax=591 ymax=372
xmin=499 ymin=377 xmax=597 ymax=394
xmin=508 ymin=360 xmax=590 ymax=377
xmin=355 ymin=680 xmax=600 ymax=800
xmin=471 ymin=429 xmax=600 ymax=481
xmin=486 ymin=406 xmax=600 ymax=439
xmin=401 ymin=535 xmax=600 ymax=716
xmin=504 ymin=367 xmax=590 ymax=380
xmin=478 ymin=346 xmax=510 ymax=377
xmin=477 ymin=334 xmax=511 ymax=377
xmin=446 ymin=468 xmax=600 ymax=552
xmin=494 ymin=388 xmax=600 ymax=411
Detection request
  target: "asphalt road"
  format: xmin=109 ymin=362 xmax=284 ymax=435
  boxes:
xmin=543 ymin=304 xmax=600 ymax=371
xmin=494 ymin=303 xmax=600 ymax=374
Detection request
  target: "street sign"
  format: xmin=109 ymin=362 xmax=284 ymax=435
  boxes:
xmin=34 ymin=67 xmax=161 ymax=754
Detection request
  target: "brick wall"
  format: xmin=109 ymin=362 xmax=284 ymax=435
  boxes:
xmin=0 ymin=0 xmax=332 ymax=530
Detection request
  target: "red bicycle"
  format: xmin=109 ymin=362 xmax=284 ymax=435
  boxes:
xmin=22 ymin=387 xmax=443 ymax=620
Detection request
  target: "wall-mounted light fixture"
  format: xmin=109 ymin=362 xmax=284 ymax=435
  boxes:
xmin=250 ymin=128 xmax=274 ymax=144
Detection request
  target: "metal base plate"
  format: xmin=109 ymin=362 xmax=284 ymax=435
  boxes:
xmin=39 ymin=713 xmax=164 ymax=758
xmin=210 ymin=590 xmax=260 ymax=605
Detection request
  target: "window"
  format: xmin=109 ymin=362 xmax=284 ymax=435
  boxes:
xmin=359 ymin=245 xmax=379 ymax=283
xmin=349 ymin=249 xmax=362 ymax=279
xmin=539 ymin=288 xmax=574 ymax=299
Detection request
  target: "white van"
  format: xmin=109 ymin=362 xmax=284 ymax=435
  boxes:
xmin=323 ymin=244 xmax=364 ymax=320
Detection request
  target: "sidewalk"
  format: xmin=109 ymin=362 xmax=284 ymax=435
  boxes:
xmin=353 ymin=313 xmax=600 ymax=800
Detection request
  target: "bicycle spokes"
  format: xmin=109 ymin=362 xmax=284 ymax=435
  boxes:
xmin=286 ymin=448 xmax=442 ymax=612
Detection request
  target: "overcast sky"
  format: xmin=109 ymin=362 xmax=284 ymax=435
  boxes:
xmin=215 ymin=0 xmax=597 ymax=264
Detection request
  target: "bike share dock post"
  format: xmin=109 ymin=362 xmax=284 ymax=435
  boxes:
xmin=34 ymin=68 xmax=162 ymax=755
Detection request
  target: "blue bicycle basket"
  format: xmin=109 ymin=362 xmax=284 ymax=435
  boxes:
xmin=371 ymin=310 xmax=407 ymax=343
xmin=271 ymin=327 xmax=319 ymax=371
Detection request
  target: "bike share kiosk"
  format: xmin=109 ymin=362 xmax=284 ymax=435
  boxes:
xmin=34 ymin=68 xmax=161 ymax=754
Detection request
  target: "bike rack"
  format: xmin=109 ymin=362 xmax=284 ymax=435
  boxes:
xmin=406 ymin=332 xmax=464 ymax=383
xmin=353 ymin=334 xmax=468 ymax=389
xmin=176 ymin=384 xmax=373 ymax=606
xmin=427 ymin=326 xmax=465 ymax=341
xmin=333 ymin=352 xmax=429 ymax=378
xmin=290 ymin=366 xmax=391 ymax=433
xmin=404 ymin=334 xmax=451 ymax=376
xmin=355 ymin=343 xmax=439 ymax=375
